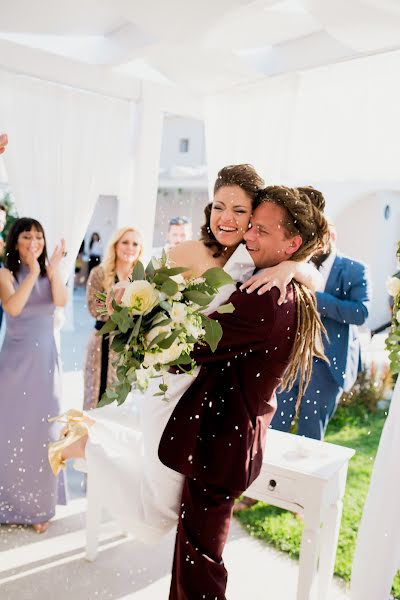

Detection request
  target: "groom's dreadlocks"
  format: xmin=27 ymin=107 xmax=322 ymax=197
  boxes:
xmin=255 ymin=185 xmax=330 ymax=409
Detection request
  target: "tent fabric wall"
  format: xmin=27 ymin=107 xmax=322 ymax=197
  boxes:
xmin=205 ymin=50 xmax=400 ymax=186
xmin=0 ymin=68 xmax=133 ymax=280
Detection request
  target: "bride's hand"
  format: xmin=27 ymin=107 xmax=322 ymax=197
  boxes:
xmin=240 ymin=261 xmax=297 ymax=305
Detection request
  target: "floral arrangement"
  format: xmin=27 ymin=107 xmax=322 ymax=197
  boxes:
xmin=386 ymin=241 xmax=400 ymax=374
xmin=96 ymin=253 xmax=234 ymax=406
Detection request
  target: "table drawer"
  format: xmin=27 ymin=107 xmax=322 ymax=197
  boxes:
xmin=247 ymin=470 xmax=298 ymax=504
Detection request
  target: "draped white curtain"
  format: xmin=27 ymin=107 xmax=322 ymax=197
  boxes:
xmin=0 ymin=69 xmax=133 ymax=280
xmin=205 ymin=49 xmax=400 ymax=185
xmin=204 ymin=73 xmax=299 ymax=189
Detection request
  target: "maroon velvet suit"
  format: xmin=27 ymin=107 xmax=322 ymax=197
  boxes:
xmin=159 ymin=284 xmax=297 ymax=600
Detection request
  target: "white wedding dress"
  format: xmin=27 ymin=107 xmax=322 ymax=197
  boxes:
xmin=76 ymin=245 xmax=254 ymax=544
xmin=350 ymin=376 xmax=400 ymax=599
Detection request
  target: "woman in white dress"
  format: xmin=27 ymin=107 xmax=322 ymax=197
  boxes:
xmin=50 ymin=165 xmax=323 ymax=543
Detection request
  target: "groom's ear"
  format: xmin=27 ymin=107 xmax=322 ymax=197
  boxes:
xmin=285 ymin=235 xmax=302 ymax=257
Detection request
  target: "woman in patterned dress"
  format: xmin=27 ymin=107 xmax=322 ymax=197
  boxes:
xmin=83 ymin=226 xmax=143 ymax=409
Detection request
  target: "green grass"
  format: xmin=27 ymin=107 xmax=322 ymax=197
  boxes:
xmin=235 ymin=405 xmax=400 ymax=597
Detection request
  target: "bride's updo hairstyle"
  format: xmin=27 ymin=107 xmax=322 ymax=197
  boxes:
xmin=200 ymin=164 xmax=264 ymax=258
xmin=254 ymin=185 xmax=330 ymax=407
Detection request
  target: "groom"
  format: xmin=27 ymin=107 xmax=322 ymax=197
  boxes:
xmin=159 ymin=185 xmax=329 ymax=600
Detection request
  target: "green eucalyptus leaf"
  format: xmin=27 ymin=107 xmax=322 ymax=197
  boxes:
xmin=116 ymin=381 xmax=132 ymax=405
xmin=161 ymin=278 xmax=179 ymax=297
xmin=157 ymin=266 xmax=187 ymax=276
xmin=148 ymin=330 xmax=170 ymax=349
xmin=117 ymin=365 xmax=127 ymax=381
xmin=184 ymin=290 xmax=213 ymax=306
xmin=111 ymin=336 xmax=128 ymax=353
xmin=111 ymin=307 xmax=132 ymax=333
xmin=145 ymin=259 xmax=156 ymax=279
xmin=131 ymin=314 xmax=143 ymax=339
xmin=158 ymin=329 xmax=182 ymax=349
xmin=203 ymin=317 xmax=223 ymax=352
xmin=130 ymin=261 xmax=146 ymax=281
xmin=97 ymin=319 xmax=117 ymax=335
xmin=202 ymin=267 xmax=234 ymax=289
xmin=216 ymin=302 xmax=235 ymax=314
xmin=168 ymin=353 xmax=193 ymax=366
xmin=160 ymin=300 xmax=172 ymax=311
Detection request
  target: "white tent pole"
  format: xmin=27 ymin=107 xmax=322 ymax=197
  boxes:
xmin=118 ymin=84 xmax=163 ymax=263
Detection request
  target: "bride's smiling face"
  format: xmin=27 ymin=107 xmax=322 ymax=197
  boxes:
xmin=210 ymin=185 xmax=252 ymax=248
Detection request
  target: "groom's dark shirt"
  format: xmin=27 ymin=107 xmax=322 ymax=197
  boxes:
xmin=159 ymin=284 xmax=297 ymax=491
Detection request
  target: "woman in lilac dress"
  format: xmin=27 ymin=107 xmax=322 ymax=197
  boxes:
xmin=0 ymin=218 xmax=68 ymax=532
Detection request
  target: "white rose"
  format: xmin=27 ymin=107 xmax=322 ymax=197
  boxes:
xmin=387 ymin=277 xmax=400 ymax=297
xmin=121 ymin=280 xmax=160 ymax=315
xmin=144 ymin=323 xmax=173 ymax=348
xmin=170 ymin=302 xmax=187 ymax=324
xmin=143 ymin=339 xmax=183 ymax=368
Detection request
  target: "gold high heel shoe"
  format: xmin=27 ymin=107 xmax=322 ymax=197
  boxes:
xmin=48 ymin=409 xmax=89 ymax=476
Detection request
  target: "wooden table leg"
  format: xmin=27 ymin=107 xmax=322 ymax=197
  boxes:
xmin=317 ymin=497 xmax=343 ymax=600
xmin=297 ymin=507 xmax=322 ymax=600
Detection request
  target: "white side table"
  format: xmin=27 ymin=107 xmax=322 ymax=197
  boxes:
xmin=246 ymin=430 xmax=354 ymax=600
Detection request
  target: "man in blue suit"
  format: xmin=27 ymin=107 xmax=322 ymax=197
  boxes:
xmin=271 ymin=227 xmax=371 ymax=440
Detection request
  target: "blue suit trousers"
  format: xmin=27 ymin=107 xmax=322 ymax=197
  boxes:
xmin=271 ymin=359 xmax=343 ymax=440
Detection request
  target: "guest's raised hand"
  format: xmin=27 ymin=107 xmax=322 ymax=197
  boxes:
xmin=240 ymin=260 xmax=296 ymax=305
xmin=25 ymin=248 xmax=41 ymax=277
xmin=0 ymin=133 xmax=8 ymax=155
xmin=47 ymin=239 xmax=66 ymax=280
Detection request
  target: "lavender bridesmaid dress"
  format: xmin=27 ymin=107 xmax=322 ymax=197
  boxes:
xmin=0 ymin=266 xmax=67 ymax=524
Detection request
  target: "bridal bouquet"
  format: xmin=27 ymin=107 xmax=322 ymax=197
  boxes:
xmin=96 ymin=253 xmax=234 ymax=406
xmin=386 ymin=241 xmax=400 ymax=374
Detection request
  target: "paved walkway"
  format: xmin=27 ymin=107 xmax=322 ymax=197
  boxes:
xmin=0 ymin=288 xmax=354 ymax=599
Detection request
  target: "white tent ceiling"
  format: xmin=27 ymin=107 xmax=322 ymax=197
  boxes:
xmin=0 ymin=0 xmax=400 ymax=97
xmin=0 ymin=1 xmax=399 ymax=330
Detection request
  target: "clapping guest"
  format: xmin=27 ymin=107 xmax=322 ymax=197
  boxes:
xmin=83 ymin=226 xmax=143 ymax=409
xmin=0 ymin=218 xmax=68 ymax=533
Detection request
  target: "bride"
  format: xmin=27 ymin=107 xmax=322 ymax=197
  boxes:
xmin=50 ymin=164 xmax=322 ymax=542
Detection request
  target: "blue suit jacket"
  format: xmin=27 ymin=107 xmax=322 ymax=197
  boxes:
xmin=316 ymin=253 xmax=371 ymax=392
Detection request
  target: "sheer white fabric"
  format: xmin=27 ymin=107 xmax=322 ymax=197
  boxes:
xmin=205 ymin=50 xmax=400 ymax=185
xmin=76 ymin=244 xmax=255 ymax=543
xmin=350 ymin=377 xmax=400 ymax=599
xmin=0 ymin=68 xmax=133 ymax=280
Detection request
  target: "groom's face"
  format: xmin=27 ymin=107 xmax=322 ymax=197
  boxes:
xmin=244 ymin=202 xmax=301 ymax=268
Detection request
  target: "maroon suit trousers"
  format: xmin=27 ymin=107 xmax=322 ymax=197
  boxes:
xmin=169 ymin=477 xmax=242 ymax=600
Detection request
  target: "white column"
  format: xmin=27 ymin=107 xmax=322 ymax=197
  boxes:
xmin=118 ymin=87 xmax=164 ymax=264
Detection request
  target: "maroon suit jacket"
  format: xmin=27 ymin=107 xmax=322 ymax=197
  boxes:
xmin=158 ymin=284 xmax=297 ymax=491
